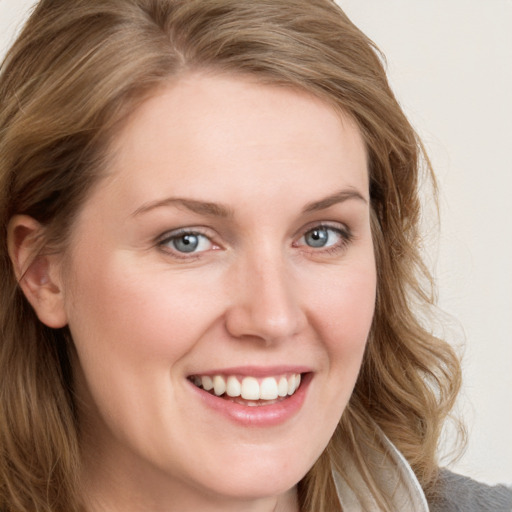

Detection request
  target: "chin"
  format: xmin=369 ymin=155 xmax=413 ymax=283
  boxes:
xmin=179 ymin=440 xmax=317 ymax=502
xmin=199 ymin=467 xmax=305 ymax=502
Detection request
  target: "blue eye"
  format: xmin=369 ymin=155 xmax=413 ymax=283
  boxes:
xmin=300 ymin=226 xmax=349 ymax=250
xmin=160 ymin=231 xmax=213 ymax=254
xmin=305 ymin=228 xmax=330 ymax=247
xmin=172 ymin=234 xmax=200 ymax=253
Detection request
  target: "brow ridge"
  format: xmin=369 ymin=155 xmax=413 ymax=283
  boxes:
xmin=133 ymin=188 xmax=366 ymax=218
xmin=132 ymin=197 xmax=233 ymax=218
xmin=302 ymin=189 xmax=367 ymax=213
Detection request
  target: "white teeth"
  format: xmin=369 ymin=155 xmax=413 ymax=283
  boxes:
xmin=213 ymin=375 xmax=226 ymax=396
xmin=201 ymin=375 xmax=213 ymax=391
xmin=192 ymin=373 xmax=302 ymax=400
xmin=287 ymin=374 xmax=296 ymax=395
xmin=226 ymin=375 xmax=241 ymax=397
xmin=277 ymin=376 xmax=288 ymax=397
xmin=260 ymin=377 xmax=279 ymax=400
xmin=241 ymin=377 xmax=260 ymax=400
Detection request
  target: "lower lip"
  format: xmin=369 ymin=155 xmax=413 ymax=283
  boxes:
xmin=188 ymin=373 xmax=312 ymax=427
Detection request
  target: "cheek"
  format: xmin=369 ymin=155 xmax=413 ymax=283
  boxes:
xmin=63 ymin=252 xmax=223 ymax=445
xmin=317 ymin=264 xmax=377 ymax=352
xmin=309 ymin=261 xmax=376 ymax=406
xmin=287 ymin=261 xmax=376 ymax=461
xmin=65 ymin=253 xmax=219 ymax=363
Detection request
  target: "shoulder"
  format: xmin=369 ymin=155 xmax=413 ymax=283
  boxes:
xmin=428 ymin=469 xmax=512 ymax=512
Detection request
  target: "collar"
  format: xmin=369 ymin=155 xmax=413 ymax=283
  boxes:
xmin=331 ymin=429 xmax=429 ymax=511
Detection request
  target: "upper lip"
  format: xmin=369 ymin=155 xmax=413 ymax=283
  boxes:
xmin=187 ymin=365 xmax=312 ymax=377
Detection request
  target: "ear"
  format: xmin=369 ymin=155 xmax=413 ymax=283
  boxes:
xmin=7 ymin=215 xmax=68 ymax=328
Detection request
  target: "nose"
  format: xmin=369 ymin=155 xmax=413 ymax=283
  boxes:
xmin=224 ymin=250 xmax=307 ymax=344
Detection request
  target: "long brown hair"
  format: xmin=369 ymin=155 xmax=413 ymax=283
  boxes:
xmin=0 ymin=1 xmax=462 ymax=510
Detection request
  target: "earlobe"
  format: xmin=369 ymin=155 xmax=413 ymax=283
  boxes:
xmin=7 ymin=215 xmax=68 ymax=329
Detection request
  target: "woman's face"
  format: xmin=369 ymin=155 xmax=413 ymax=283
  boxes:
xmin=59 ymin=73 xmax=376 ymax=509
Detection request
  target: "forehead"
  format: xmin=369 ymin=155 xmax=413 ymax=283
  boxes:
xmin=100 ymin=72 xmax=369 ymax=212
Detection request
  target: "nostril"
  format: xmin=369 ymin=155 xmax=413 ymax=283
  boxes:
xmin=224 ymin=301 xmax=305 ymax=343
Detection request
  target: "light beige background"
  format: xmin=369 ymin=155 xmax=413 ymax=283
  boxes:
xmin=1 ymin=0 xmax=511 ymax=485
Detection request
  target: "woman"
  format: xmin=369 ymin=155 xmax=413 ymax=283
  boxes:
xmin=0 ymin=1 xmax=510 ymax=511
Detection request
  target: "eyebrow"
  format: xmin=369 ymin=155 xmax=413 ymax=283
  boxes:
xmin=132 ymin=197 xmax=234 ymax=218
xmin=132 ymin=188 xmax=367 ymax=218
xmin=302 ymin=189 xmax=368 ymax=213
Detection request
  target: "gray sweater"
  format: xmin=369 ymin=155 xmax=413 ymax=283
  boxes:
xmin=429 ymin=470 xmax=512 ymax=512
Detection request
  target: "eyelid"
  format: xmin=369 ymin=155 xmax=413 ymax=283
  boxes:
xmin=155 ymin=222 xmax=352 ymax=260
xmin=156 ymin=227 xmax=220 ymax=258
xmin=157 ymin=226 xmax=210 ymax=243
xmin=293 ymin=222 xmax=353 ymax=253
xmin=293 ymin=221 xmax=351 ymax=241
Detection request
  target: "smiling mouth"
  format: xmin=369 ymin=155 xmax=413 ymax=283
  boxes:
xmin=188 ymin=373 xmax=302 ymax=407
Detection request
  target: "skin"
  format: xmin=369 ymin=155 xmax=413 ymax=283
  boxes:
xmin=13 ymin=73 xmax=377 ymax=511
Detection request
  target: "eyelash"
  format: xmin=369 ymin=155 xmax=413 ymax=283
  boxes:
xmin=156 ymin=224 xmax=353 ymax=260
xmin=157 ymin=228 xmax=216 ymax=260
xmin=294 ymin=224 xmax=353 ymax=256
